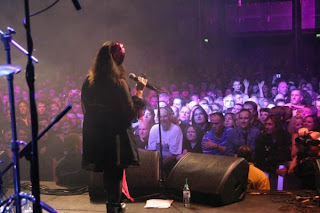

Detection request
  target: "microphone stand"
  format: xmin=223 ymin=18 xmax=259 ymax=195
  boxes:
xmin=23 ymin=0 xmax=42 ymax=212
xmin=156 ymin=91 xmax=164 ymax=184
xmin=153 ymin=88 xmax=170 ymax=196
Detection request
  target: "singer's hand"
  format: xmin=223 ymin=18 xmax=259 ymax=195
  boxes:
xmin=135 ymin=76 xmax=147 ymax=98
xmin=136 ymin=76 xmax=147 ymax=90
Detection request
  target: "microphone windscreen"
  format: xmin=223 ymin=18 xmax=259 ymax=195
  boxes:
xmin=129 ymin=73 xmax=136 ymax=79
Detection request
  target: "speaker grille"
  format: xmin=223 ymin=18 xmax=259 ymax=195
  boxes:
xmin=166 ymin=153 xmax=249 ymax=206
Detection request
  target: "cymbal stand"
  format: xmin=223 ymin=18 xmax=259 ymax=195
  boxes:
xmin=0 ymin=27 xmax=58 ymax=213
xmin=1 ymin=27 xmax=22 ymax=213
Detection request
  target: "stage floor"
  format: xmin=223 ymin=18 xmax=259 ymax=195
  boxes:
xmin=5 ymin=181 xmax=320 ymax=213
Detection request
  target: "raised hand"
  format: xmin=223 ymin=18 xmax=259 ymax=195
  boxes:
xmin=243 ymin=79 xmax=249 ymax=88
xmin=258 ymin=81 xmax=265 ymax=89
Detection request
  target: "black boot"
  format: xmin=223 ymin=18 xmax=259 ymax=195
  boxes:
xmin=106 ymin=202 xmax=126 ymax=213
xmin=106 ymin=203 xmax=117 ymax=213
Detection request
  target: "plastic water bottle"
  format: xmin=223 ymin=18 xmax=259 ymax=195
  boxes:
xmin=183 ymin=178 xmax=191 ymax=207
xmin=21 ymin=198 xmax=33 ymax=213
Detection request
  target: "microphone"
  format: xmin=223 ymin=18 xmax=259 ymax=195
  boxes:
xmin=72 ymin=0 xmax=82 ymax=10
xmin=129 ymin=73 xmax=162 ymax=92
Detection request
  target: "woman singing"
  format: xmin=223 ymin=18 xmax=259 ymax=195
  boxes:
xmin=81 ymin=41 xmax=147 ymax=213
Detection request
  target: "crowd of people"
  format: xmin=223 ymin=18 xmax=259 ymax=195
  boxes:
xmin=133 ymin=75 xmax=320 ymax=190
xmin=0 ymin=67 xmax=319 ymax=191
xmin=0 ymin=72 xmax=84 ymax=183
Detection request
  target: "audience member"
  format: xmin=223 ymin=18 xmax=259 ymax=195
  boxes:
xmin=255 ymin=115 xmax=291 ymax=190
xmin=226 ymin=109 xmax=260 ymax=156
xmin=277 ymin=81 xmax=289 ymax=101
xmin=148 ymin=107 xmax=183 ymax=175
xmin=176 ymin=125 xmax=202 ymax=160
xmin=259 ymin=108 xmax=269 ymax=125
xmin=224 ymin=112 xmax=235 ymax=128
xmin=237 ymin=145 xmax=270 ymax=190
xmin=244 ymin=101 xmax=264 ymax=130
xmin=291 ymin=115 xmax=320 ymax=157
xmin=191 ymin=105 xmax=211 ymax=139
xmin=0 ymin=53 xmax=320 ymax=192
xmin=55 ymin=133 xmax=88 ymax=187
xmin=202 ymin=112 xmax=230 ymax=156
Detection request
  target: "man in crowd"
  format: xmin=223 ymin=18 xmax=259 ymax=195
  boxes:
xmin=37 ymin=101 xmax=48 ymax=123
xmin=232 ymin=79 xmax=242 ymax=93
xmin=173 ymin=97 xmax=184 ymax=110
xmin=237 ymin=145 xmax=270 ymax=190
xmin=202 ymin=112 xmax=231 ymax=156
xmin=226 ymin=109 xmax=260 ymax=156
xmin=277 ymin=81 xmax=288 ymax=101
xmin=244 ymin=101 xmax=264 ymax=130
xmin=259 ymin=108 xmax=270 ymax=125
xmin=233 ymin=92 xmax=244 ymax=105
xmin=285 ymin=89 xmax=304 ymax=116
xmin=159 ymin=93 xmax=170 ymax=106
xmin=178 ymin=106 xmax=191 ymax=131
xmin=147 ymin=95 xmax=158 ymax=109
xmin=223 ymin=94 xmax=234 ymax=112
xmin=189 ymin=94 xmax=200 ymax=104
xmin=148 ymin=107 xmax=183 ymax=175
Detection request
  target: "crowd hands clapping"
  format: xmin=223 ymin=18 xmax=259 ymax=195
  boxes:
xmin=0 ymin=67 xmax=319 ymax=190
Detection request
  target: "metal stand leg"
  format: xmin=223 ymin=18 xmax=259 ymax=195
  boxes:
xmin=0 ymin=28 xmax=60 ymax=213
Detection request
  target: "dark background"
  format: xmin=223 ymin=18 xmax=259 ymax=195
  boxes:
xmin=0 ymin=0 xmax=319 ymax=88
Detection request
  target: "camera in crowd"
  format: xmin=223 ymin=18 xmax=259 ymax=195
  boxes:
xmin=295 ymin=129 xmax=320 ymax=160
xmin=294 ymin=128 xmax=320 ymax=190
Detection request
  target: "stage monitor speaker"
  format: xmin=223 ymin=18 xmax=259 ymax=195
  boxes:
xmin=125 ymin=150 xmax=160 ymax=196
xmin=166 ymin=153 xmax=249 ymax=206
xmin=89 ymin=150 xmax=160 ymax=201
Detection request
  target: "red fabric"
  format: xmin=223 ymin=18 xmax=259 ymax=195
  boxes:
xmin=122 ymin=170 xmax=134 ymax=202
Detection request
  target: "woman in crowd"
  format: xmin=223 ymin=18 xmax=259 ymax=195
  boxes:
xmin=291 ymin=115 xmax=319 ymax=157
xmin=191 ymin=105 xmax=211 ymax=139
xmin=133 ymin=106 xmax=155 ymax=135
xmin=287 ymin=115 xmax=303 ymax=135
xmin=176 ymin=125 xmax=202 ymax=160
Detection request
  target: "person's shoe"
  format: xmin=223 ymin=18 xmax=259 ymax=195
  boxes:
xmin=119 ymin=202 xmax=127 ymax=212
xmin=106 ymin=203 xmax=116 ymax=213
xmin=106 ymin=202 xmax=126 ymax=213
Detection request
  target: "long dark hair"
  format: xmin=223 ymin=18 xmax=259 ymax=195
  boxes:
xmin=191 ymin=105 xmax=209 ymax=125
xmin=88 ymin=41 xmax=126 ymax=86
xmin=265 ymin=114 xmax=284 ymax=134
xmin=184 ymin=124 xmax=201 ymax=143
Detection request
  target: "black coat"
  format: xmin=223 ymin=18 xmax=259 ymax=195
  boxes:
xmin=254 ymin=130 xmax=291 ymax=173
xmin=182 ymin=139 xmax=202 ymax=154
xmin=81 ymin=77 xmax=145 ymax=171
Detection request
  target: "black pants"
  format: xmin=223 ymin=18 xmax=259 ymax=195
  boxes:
xmin=103 ymin=166 xmax=123 ymax=204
